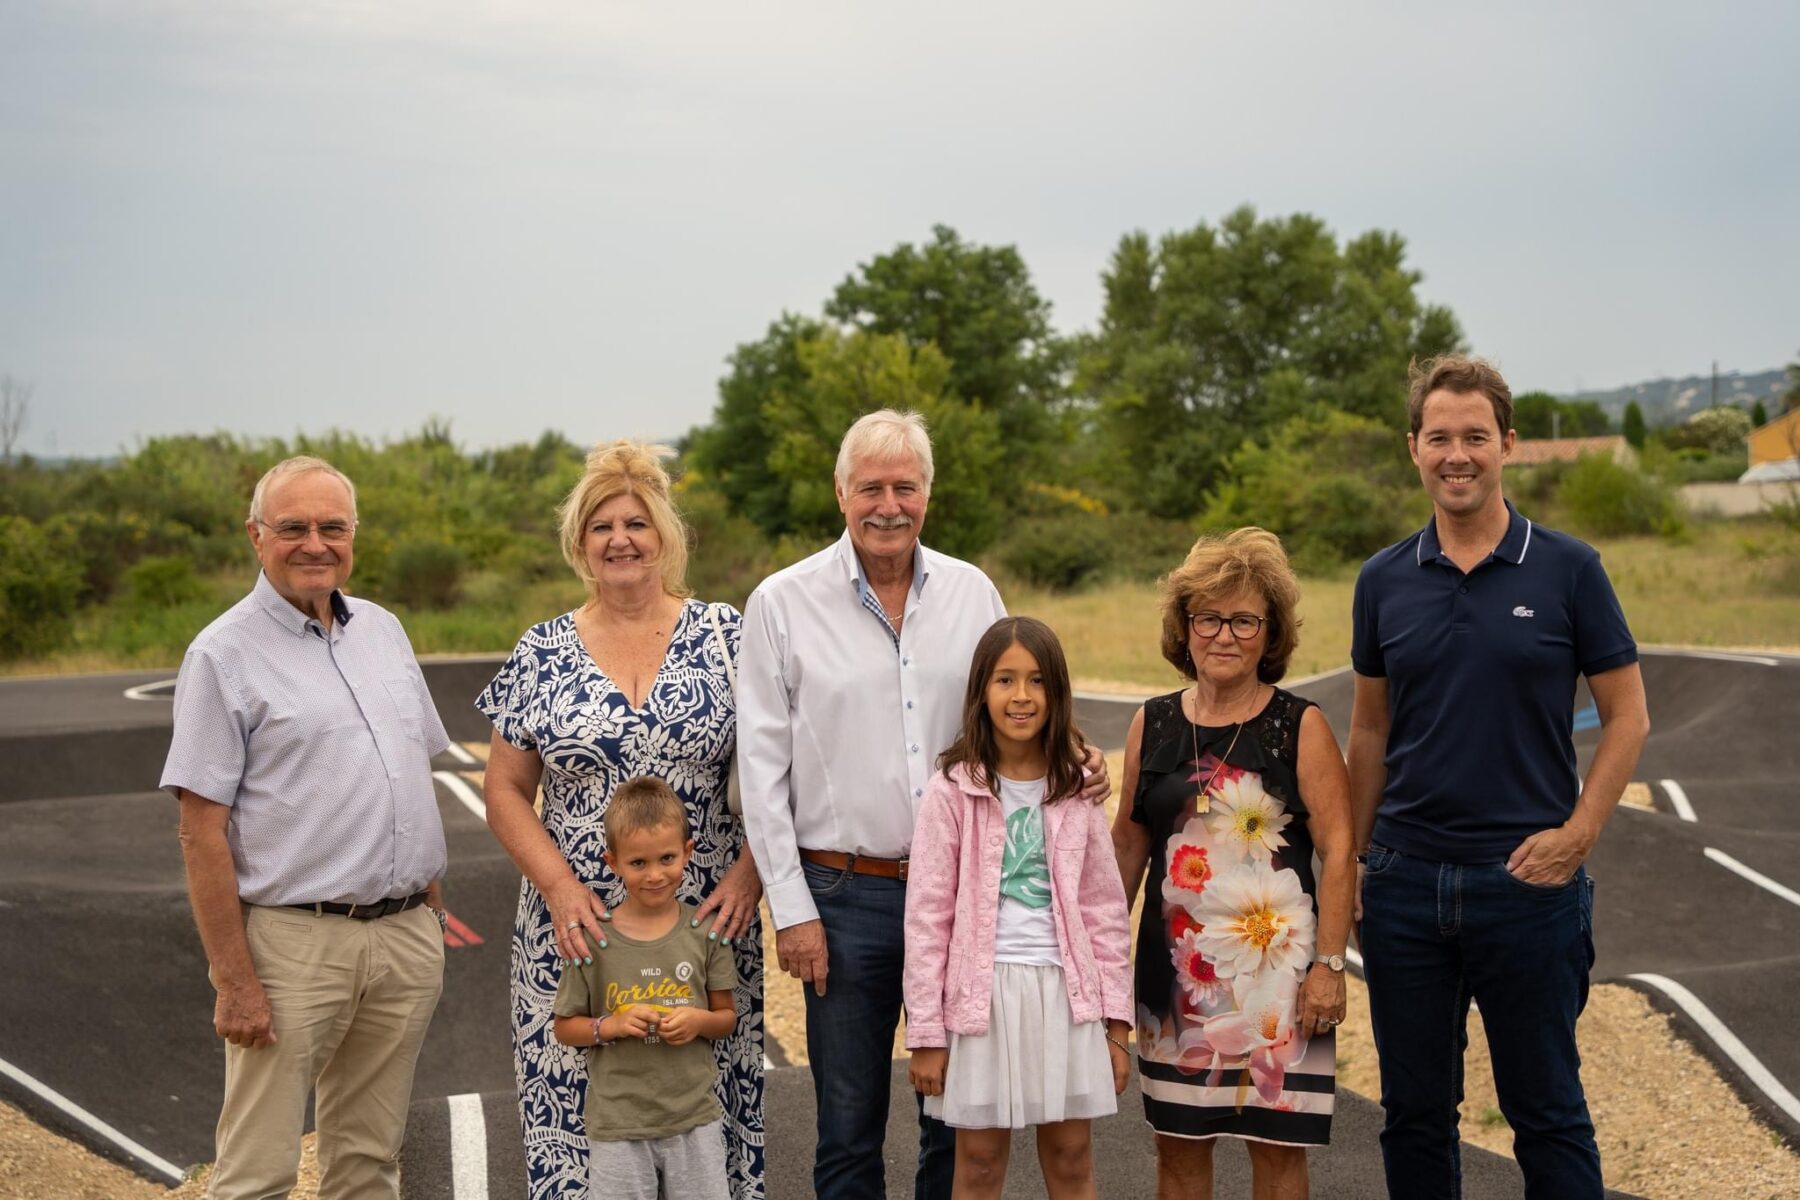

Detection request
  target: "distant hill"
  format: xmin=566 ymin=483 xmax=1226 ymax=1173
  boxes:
xmin=1562 ymin=368 xmax=1788 ymax=427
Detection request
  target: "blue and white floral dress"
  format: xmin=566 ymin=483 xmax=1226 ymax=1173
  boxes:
xmin=476 ymin=600 xmax=765 ymax=1199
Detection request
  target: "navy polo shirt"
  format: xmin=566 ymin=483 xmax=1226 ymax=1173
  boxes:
xmin=1351 ymin=501 xmax=1637 ymax=863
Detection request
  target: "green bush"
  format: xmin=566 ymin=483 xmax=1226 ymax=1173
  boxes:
xmin=0 ymin=516 xmax=84 ymax=660
xmin=994 ymin=514 xmax=1114 ymax=590
xmin=1199 ymin=409 xmax=1424 ymax=568
xmin=385 ymin=540 xmax=466 ymax=610
xmin=1559 ymin=455 xmax=1682 ymax=537
xmin=119 ymin=555 xmax=210 ymax=610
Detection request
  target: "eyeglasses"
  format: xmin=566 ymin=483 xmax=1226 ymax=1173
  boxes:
xmin=259 ymin=520 xmax=357 ymax=544
xmin=1188 ymin=612 xmax=1267 ymax=639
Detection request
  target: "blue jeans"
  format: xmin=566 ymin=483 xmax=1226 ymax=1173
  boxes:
xmin=801 ymin=859 xmax=955 ymax=1200
xmin=1361 ymin=844 xmax=1600 ymax=1200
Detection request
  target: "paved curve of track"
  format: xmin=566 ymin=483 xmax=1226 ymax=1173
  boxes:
xmin=6 ymin=648 xmax=1789 ymax=1195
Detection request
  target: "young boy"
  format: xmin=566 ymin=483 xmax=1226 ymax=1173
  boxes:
xmin=553 ymin=776 xmax=737 ymax=1200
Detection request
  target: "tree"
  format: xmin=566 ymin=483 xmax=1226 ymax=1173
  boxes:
xmin=1787 ymin=350 xmax=1800 ymax=412
xmin=1751 ymin=400 xmax=1769 ymax=428
xmin=1622 ymin=401 xmax=1646 ymax=449
xmin=702 ymin=327 xmax=1005 ymax=557
xmin=1512 ymin=392 xmax=1610 ymax=439
xmin=0 ymin=374 xmax=29 ymax=462
xmin=1077 ymin=206 xmax=1463 ymax=518
xmin=1198 ymin=407 xmax=1426 ymax=568
xmin=824 ymin=225 xmax=1066 ymax=487
xmin=1673 ymin=406 xmax=1753 ymax=454
xmin=826 ymin=227 xmax=1063 ymax=413
xmin=684 ymin=313 xmax=828 ymax=538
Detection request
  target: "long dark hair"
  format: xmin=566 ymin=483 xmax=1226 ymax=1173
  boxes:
xmin=938 ymin=616 xmax=1084 ymax=804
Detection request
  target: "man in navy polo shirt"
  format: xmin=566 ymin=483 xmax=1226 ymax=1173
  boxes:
xmin=1347 ymin=355 xmax=1650 ymax=1199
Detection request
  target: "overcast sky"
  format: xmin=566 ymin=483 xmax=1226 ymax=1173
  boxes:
xmin=2 ymin=1 xmax=1795 ymax=459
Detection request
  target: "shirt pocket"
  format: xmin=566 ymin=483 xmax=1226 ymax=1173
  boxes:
xmin=382 ymin=675 xmax=425 ymax=739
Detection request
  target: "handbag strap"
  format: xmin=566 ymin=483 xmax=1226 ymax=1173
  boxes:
xmin=707 ymin=603 xmax=736 ymax=689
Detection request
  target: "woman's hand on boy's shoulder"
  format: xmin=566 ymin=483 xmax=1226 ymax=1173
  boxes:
xmin=909 ymin=1047 xmax=948 ymax=1097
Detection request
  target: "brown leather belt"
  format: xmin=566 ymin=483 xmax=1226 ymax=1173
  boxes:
xmin=800 ymin=848 xmax=909 ymax=882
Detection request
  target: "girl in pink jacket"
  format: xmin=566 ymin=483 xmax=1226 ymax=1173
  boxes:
xmin=905 ymin=616 xmax=1135 ymax=1199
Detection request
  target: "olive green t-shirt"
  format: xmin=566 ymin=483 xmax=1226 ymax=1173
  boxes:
xmin=553 ymin=902 xmax=736 ymax=1141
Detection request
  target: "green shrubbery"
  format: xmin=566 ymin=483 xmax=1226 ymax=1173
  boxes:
xmin=386 ymin=541 xmax=467 ymax=611
xmin=1198 ymin=409 xmax=1425 ymax=575
xmin=1559 ymin=454 xmax=1683 ymax=537
xmin=0 ymin=516 xmax=84 ymax=659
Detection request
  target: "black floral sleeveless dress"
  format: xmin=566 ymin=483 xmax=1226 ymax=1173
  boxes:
xmin=1129 ymin=687 xmax=1335 ymax=1146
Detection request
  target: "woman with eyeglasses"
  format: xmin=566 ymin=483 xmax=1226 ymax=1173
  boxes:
xmin=1110 ymin=528 xmax=1355 ymax=1198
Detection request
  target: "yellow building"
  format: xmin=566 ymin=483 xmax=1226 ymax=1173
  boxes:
xmin=1747 ymin=407 xmax=1800 ymax=469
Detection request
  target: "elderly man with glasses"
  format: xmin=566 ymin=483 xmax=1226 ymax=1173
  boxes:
xmin=162 ymin=455 xmax=450 ymax=1200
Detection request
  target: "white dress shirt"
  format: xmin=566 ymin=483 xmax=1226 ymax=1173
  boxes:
xmin=737 ymin=532 xmax=1007 ymax=929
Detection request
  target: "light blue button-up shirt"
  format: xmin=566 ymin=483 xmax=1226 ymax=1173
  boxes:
xmin=161 ymin=572 xmax=450 ymax=906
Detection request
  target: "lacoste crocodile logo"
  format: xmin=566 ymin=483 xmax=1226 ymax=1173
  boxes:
xmin=1512 ymin=606 xmax=1535 ymax=618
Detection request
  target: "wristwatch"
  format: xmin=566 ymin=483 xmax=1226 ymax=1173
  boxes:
xmin=1314 ymin=953 xmax=1345 ymax=972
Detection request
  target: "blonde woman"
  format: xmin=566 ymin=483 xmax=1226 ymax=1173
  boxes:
xmin=477 ymin=441 xmax=765 ymax=1199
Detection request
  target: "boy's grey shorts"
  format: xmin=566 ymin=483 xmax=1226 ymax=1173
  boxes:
xmin=587 ymin=1118 xmax=728 ymax=1200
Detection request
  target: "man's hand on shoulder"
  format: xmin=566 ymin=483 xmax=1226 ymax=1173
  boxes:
xmin=1505 ymin=821 xmax=1596 ymax=887
xmin=1077 ymin=742 xmax=1112 ymax=806
xmin=776 ymin=919 xmax=829 ymax=996
xmin=214 ymin=976 xmax=276 ymax=1048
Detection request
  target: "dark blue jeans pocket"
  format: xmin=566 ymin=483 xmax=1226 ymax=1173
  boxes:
xmin=802 ymin=859 xmax=853 ymax=899
xmin=1362 ymin=841 xmax=1399 ymax=877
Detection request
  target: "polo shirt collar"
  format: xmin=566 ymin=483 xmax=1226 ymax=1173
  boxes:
xmin=1416 ymin=500 xmax=1534 ymax=568
xmin=252 ymin=571 xmax=353 ymax=637
xmin=835 ymin=530 xmax=930 ymax=600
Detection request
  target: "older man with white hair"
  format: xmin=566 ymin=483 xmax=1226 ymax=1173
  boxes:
xmin=738 ymin=410 xmax=1106 ymax=1199
xmin=163 ymin=455 xmax=449 ymax=1200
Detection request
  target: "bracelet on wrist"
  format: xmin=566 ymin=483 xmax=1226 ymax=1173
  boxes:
xmin=1106 ymin=1033 xmax=1130 ymax=1054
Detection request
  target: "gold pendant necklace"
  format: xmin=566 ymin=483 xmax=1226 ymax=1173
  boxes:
xmin=1190 ymin=686 xmax=1261 ymax=814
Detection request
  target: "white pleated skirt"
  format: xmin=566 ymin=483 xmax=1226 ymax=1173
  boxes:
xmin=924 ymin=961 xmax=1117 ymax=1129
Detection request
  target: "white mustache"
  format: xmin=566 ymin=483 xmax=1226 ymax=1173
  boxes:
xmin=864 ymin=516 xmax=914 ymax=530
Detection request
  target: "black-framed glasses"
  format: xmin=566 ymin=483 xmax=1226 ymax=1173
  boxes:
xmin=1188 ymin=611 xmax=1267 ymax=639
xmin=259 ymin=519 xmax=357 ymax=545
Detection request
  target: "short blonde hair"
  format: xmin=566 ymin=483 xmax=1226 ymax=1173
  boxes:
xmin=557 ymin=440 xmax=691 ymax=600
xmin=1158 ymin=528 xmax=1302 ymax=683
xmin=834 ymin=409 xmax=935 ymax=493
xmin=603 ymin=776 xmax=690 ymax=850
xmin=247 ymin=456 xmax=357 ymax=525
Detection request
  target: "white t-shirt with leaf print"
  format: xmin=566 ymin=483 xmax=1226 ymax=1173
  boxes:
xmin=992 ymin=774 xmax=1062 ymax=967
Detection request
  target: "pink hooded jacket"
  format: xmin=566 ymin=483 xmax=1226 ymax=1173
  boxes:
xmin=903 ymin=763 xmax=1135 ymax=1048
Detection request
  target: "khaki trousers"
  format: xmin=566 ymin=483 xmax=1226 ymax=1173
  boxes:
xmin=207 ymin=903 xmax=444 ymax=1200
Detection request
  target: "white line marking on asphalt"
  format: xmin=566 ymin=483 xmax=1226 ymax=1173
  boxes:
xmin=1074 ymin=689 xmax=1153 ymax=705
xmin=0 ymin=1054 xmax=184 ymax=1183
xmin=122 ymin=678 xmax=177 ymax=701
xmin=1626 ymin=973 xmax=1800 ymax=1127
xmin=434 ymin=770 xmax=487 ymax=823
xmin=1659 ymin=779 xmax=1697 ymax=822
xmin=443 ymin=741 xmax=479 ymax=766
xmin=448 ymin=1092 xmax=488 ymax=1200
xmin=1641 ymin=646 xmax=1783 ymax=666
xmin=1704 ymin=848 xmax=1800 ymax=909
